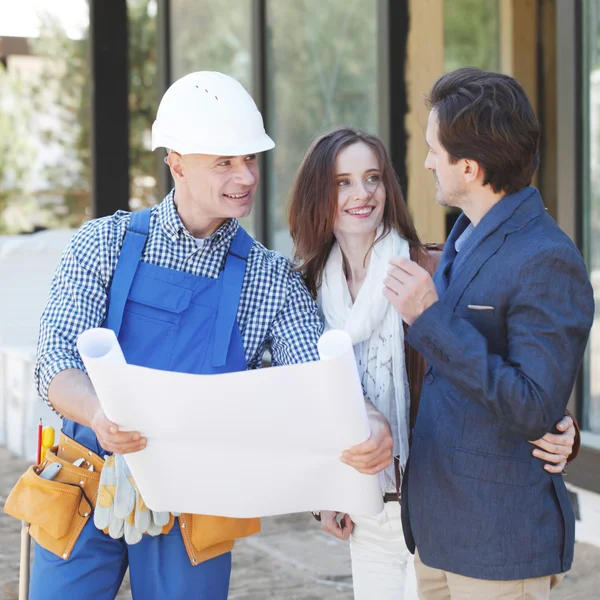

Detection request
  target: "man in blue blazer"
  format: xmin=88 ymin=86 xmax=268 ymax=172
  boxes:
xmin=383 ymin=68 xmax=595 ymax=599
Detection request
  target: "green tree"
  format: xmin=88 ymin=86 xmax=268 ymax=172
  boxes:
xmin=29 ymin=12 xmax=91 ymax=228
xmin=0 ymin=0 xmax=160 ymax=232
xmin=0 ymin=64 xmax=38 ymax=233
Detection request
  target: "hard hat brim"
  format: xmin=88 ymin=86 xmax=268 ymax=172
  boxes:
xmin=152 ymin=125 xmax=275 ymax=157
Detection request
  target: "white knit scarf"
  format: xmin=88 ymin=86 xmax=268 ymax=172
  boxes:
xmin=319 ymin=228 xmax=410 ymax=492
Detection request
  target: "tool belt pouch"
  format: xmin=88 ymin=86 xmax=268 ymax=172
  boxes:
xmin=190 ymin=514 xmax=260 ymax=552
xmin=3 ymin=446 xmax=101 ymax=559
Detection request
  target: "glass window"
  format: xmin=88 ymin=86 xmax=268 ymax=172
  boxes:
xmin=0 ymin=1 xmax=91 ymax=233
xmin=265 ymin=0 xmax=379 ymax=256
xmin=170 ymin=0 xmax=252 ymax=88
xmin=170 ymin=0 xmax=254 ymax=234
xmin=583 ymin=0 xmax=600 ymax=434
xmin=128 ymin=0 xmax=160 ymax=211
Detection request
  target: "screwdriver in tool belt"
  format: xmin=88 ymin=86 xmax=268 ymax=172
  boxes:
xmin=40 ymin=426 xmax=55 ymax=463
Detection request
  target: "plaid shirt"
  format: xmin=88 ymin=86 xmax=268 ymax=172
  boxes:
xmin=35 ymin=191 xmax=323 ymax=406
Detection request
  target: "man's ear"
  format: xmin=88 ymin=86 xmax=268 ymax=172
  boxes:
xmin=463 ymin=158 xmax=482 ymax=184
xmin=167 ymin=152 xmax=185 ymax=180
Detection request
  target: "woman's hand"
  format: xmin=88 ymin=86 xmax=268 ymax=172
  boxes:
xmin=341 ymin=402 xmax=393 ymax=474
xmin=530 ymin=415 xmax=575 ymax=473
xmin=320 ymin=510 xmax=354 ymax=540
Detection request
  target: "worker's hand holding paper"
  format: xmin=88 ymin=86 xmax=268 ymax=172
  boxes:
xmin=77 ymin=328 xmax=383 ymax=518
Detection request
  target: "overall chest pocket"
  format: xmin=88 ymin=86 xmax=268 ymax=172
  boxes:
xmin=126 ymin=277 xmax=193 ymax=321
xmin=119 ymin=277 xmax=193 ymax=370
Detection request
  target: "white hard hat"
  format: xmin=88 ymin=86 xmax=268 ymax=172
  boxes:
xmin=151 ymin=71 xmax=275 ymax=156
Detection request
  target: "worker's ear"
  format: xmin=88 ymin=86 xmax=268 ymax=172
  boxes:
xmin=167 ymin=152 xmax=185 ymax=180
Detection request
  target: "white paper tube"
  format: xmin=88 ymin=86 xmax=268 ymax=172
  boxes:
xmin=317 ymin=329 xmax=354 ymax=361
xmin=77 ymin=328 xmax=126 ymax=365
xmin=77 ymin=328 xmax=128 ymax=425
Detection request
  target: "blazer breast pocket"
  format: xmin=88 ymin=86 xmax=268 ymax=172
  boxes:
xmin=453 ymin=304 xmax=500 ymax=339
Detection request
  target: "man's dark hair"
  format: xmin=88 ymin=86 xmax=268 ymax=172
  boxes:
xmin=427 ymin=67 xmax=540 ymax=195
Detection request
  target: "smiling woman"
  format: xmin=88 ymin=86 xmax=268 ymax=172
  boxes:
xmin=289 ymin=125 xmax=421 ymax=299
xmin=333 ymin=143 xmax=386 ymax=241
xmin=288 ymin=124 xmax=423 ymax=600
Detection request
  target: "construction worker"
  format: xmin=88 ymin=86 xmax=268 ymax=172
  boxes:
xmin=18 ymin=72 xmax=394 ymax=599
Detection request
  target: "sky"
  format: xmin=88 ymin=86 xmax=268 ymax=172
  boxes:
xmin=0 ymin=0 xmax=88 ymax=39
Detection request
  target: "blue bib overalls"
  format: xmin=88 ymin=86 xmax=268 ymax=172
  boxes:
xmin=30 ymin=209 xmax=253 ymax=599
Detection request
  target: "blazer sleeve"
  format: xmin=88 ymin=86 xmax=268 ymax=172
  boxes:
xmin=406 ymin=245 xmax=594 ymax=440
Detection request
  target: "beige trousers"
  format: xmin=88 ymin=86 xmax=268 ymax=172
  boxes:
xmin=414 ymin=550 xmax=565 ymax=600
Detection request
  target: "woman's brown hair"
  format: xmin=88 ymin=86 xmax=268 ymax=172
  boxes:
xmin=288 ymin=125 xmax=422 ymax=298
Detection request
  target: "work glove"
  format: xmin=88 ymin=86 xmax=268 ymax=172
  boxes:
xmin=94 ymin=454 xmax=125 ymax=539
xmin=114 ymin=453 xmax=171 ymax=543
xmin=95 ymin=453 xmax=171 ymax=544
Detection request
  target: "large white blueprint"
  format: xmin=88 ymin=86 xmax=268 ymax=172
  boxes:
xmin=77 ymin=328 xmax=383 ymax=518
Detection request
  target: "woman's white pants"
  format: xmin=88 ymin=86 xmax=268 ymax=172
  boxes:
xmin=349 ymin=502 xmax=418 ymax=599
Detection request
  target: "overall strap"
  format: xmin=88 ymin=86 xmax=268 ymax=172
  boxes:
xmin=212 ymin=227 xmax=254 ymax=367
xmin=105 ymin=208 xmax=152 ymax=336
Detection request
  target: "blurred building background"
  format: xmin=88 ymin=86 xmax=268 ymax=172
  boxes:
xmin=0 ymin=0 xmax=598 ymax=495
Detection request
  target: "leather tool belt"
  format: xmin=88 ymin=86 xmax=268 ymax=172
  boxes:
xmin=4 ymin=432 xmax=103 ymax=559
xmin=4 ymin=433 xmax=260 ymax=564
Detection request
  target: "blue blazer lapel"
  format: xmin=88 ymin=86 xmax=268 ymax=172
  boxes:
xmin=435 ymin=214 xmax=468 ymax=299
xmin=443 ymin=233 xmax=507 ymax=309
xmin=442 ymin=187 xmax=545 ymax=310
